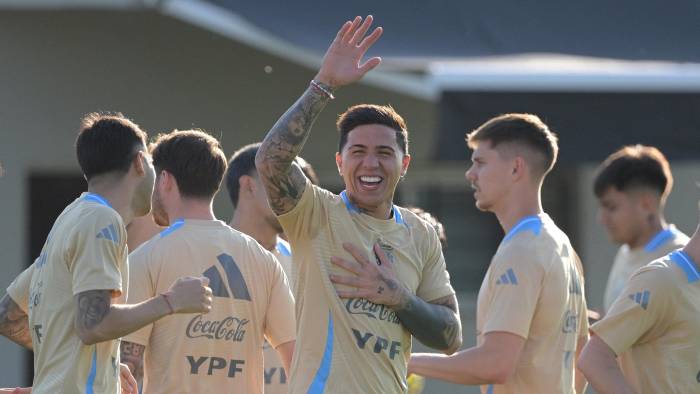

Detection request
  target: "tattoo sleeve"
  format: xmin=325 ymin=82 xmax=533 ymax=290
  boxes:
xmin=255 ymin=84 xmax=335 ymax=214
xmin=394 ymin=294 xmax=462 ymax=353
xmin=0 ymin=294 xmax=32 ymax=350
xmin=75 ymin=289 xmax=112 ymax=337
xmin=120 ymin=340 xmax=145 ymax=385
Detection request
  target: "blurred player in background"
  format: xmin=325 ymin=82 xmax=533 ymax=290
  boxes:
xmin=0 ymin=113 xmax=211 ymax=394
xmin=579 ymin=200 xmax=700 ymax=393
xmin=409 ymin=114 xmax=588 ymax=394
xmin=224 ymin=142 xmax=318 ymax=393
xmin=121 ymin=130 xmax=295 ymax=393
xmin=594 ymin=145 xmax=688 ymax=313
xmin=126 ymin=214 xmax=164 ymax=252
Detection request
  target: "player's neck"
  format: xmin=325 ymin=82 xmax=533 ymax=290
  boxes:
xmin=627 ymin=215 xmax=666 ymax=250
xmin=229 ymin=213 xmax=278 ymax=251
xmin=166 ymin=198 xmax=215 ymax=222
xmin=347 ymin=192 xmax=394 ymax=220
xmin=87 ymin=180 xmax=136 ymax=225
xmin=495 ymin=190 xmax=543 ymax=236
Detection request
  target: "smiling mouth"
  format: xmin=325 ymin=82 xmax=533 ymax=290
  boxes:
xmin=358 ymin=175 xmax=383 ymax=190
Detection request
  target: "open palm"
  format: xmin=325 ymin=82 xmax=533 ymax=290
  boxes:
xmin=315 ymin=15 xmax=383 ymax=88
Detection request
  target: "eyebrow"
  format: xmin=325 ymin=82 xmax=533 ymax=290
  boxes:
xmin=348 ymin=144 xmax=396 ymax=152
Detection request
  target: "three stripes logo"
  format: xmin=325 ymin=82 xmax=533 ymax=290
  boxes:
xmin=496 ymin=268 xmax=518 ymax=285
xmin=628 ymin=290 xmax=650 ymax=310
xmin=96 ymin=224 xmax=119 ymax=243
xmin=203 ymin=253 xmax=251 ymax=301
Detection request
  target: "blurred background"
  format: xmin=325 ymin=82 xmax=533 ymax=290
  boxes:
xmin=1 ymin=1 xmax=699 ymax=392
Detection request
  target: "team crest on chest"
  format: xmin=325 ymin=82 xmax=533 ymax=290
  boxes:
xmin=374 ymin=241 xmax=395 ymax=265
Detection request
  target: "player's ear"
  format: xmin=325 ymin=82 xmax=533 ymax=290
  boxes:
xmin=400 ymin=153 xmax=411 ymax=176
xmin=639 ymin=191 xmax=658 ymax=213
xmin=335 ymin=152 xmax=343 ymax=175
xmin=512 ymin=156 xmax=526 ymax=180
xmin=132 ymin=150 xmax=147 ymax=176
xmin=239 ymin=175 xmax=254 ymax=196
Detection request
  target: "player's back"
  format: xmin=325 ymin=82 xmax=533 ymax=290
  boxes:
xmin=28 ymin=193 xmax=128 ymax=394
xmin=125 ymin=219 xmax=294 ymax=394
xmin=477 ymin=214 xmax=587 ymax=394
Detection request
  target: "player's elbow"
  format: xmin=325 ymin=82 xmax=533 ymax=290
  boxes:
xmin=76 ymin=329 xmax=99 ymax=345
xmin=442 ymin=336 xmax=462 ymax=355
xmin=75 ymin=324 xmax=108 ymax=345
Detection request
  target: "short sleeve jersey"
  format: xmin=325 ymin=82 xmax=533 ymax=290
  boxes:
xmin=278 ymin=181 xmax=455 ymax=394
xmin=603 ymin=226 xmax=688 ymax=312
xmin=262 ymin=237 xmax=295 ymax=394
xmin=9 ymin=193 xmax=128 ymax=394
xmin=476 ymin=214 xmax=588 ymax=394
xmin=591 ymin=250 xmax=700 ymax=394
xmin=124 ymin=219 xmax=295 ymax=394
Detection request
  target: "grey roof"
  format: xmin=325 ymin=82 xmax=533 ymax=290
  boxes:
xmin=206 ymin=0 xmax=700 ymax=63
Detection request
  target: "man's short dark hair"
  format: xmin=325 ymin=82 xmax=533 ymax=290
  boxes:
xmin=336 ymin=104 xmax=409 ymax=155
xmin=225 ymin=142 xmax=319 ymax=208
xmin=151 ymin=129 xmax=227 ymax=199
xmin=76 ymin=112 xmax=148 ymax=181
xmin=466 ymin=113 xmax=559 ymax=177
xmin=593 ymin=145 xmax=672 ymax=201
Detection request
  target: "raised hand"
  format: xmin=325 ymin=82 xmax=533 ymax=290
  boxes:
xmin=165 ymin=277 xmax=213 ymax=314
xmin=314 ymin=15 xmax=383 ymax=88
xmin=329 ymin=242 xmax=409 ymax=308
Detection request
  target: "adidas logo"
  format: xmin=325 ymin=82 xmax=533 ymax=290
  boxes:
xmin=496 ymin=268 xmax=518 ymax=285
xmin=628 ymin=290 xmax=650 ymax=310
xmin=203 ymin=253 xmax=251 ymax=301
xmin=96 ymin=224 xmax=118 ymax=243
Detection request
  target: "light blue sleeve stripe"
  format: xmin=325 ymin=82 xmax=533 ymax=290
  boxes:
xmin=670 ymin=250 xmax=700 ymax=283
xmin=84 ymin=193 xmax=112 ymax=208
xmin=159 ymin=218 xmax=185 ymax=238
xmin=503 ymin=215 xmax=542 ymax=242
xmin=307 ymin=311 xmax=334 ymax=394
xmin=392 ymin=206 xmax=404 ymax=224
xmin=276 ymin=240 xmax=292 ymax=257
xmin=644 ymin=229 xmax=675 ymax=252
xmin=85 ymin=346 xmax=97 ymax=394
xmin=339 ymin=191 xmax=360 ymax=213
xmin=486 ymin=384 xmax=494 ymax=394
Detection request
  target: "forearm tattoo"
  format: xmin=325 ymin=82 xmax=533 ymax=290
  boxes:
xmin=0 ymin=294 xmax=32 ymax=350
xmin=394 ymin=294 xmax=462 ymax=352
xmin=256 ymin=84 xmax=334 ymax=214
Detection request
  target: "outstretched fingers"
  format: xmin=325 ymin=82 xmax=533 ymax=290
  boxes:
xmin=342 ymin=16 xmax=363 ymax=43
xmin=349 ymin=15 xmax=374 ymax=46
xmin=334 ymin=20 xmax=353 ymax=43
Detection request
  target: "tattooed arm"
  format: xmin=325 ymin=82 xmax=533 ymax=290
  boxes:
xmin=120 ymin=341 xmax=145 ymax=386
xmin=0 ymin=294 xmax=32 ymax=350
xmin=394 ymin=294 xmax=462 ymax=354
xmin=255 ymin=15 xmax=383 ymax=214
xmin=74 ymin=277 xmax=212 ymax=345
xmin=330 ymin=243 xmax=462 ymax=353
